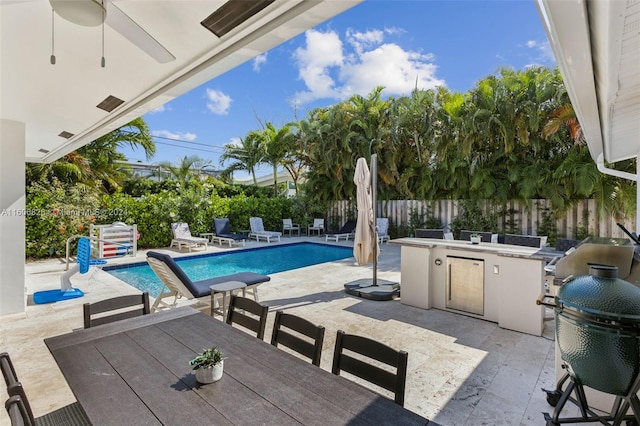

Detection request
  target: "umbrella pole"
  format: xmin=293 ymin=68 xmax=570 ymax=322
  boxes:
xmin=371 ymin=154 xmax=378 ymax=287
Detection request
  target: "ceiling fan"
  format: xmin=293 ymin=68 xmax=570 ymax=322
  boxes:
xmin=49 ymin=0 xmax=175 ymax=63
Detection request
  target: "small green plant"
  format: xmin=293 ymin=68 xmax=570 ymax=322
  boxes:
xmin=407 ymin=205 xmax=442 ymax=236
xmin=536 ymin=208 xmax=558 ymax=246
xmin=189 ymin=346 xmax=226 ymax=370
xmin=450 ymin=200 xmax=498 ymax=238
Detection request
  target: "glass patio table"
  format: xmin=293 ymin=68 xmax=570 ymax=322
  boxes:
xmin=45 ymin=306 xmax=430 ymax=425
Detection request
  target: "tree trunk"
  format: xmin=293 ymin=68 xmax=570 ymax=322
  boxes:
xmin=272 ymin=165 xmax=278 ymax=196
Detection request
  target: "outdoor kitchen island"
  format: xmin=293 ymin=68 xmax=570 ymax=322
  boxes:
xmin=390 ymin=237 xmax=547 ymax=336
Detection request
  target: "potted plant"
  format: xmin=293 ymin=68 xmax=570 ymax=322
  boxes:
xmin=189 ymin=346 xmax=226 ymax=384
xmin=470 ymin=233 xmax=481 ymax=244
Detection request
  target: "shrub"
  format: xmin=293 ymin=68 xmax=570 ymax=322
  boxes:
xmin=450 ymin=200 xmax=498 ymax=238
xmin=25 ymin=180 xmax=307 ymax=258
xmin=25 ymin=181 xmax=104 ymax=258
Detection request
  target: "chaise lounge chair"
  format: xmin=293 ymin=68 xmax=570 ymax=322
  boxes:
xmin=170 ymin=222 xmax=208 ymax=252
xmin=377 ymin=217 xmax=391 ymax=243
xmin=146 ymin=251 xmax=270 ymax=313
xmin=249 ymin=217 xmax=282 ymax=243
xmin=212 ymin=218 xmax=246 ymax=247
xmin=325 ymin=220 xmax=357 ymax=242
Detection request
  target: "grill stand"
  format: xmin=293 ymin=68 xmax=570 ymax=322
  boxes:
xmin=542 ymin=364 xmax=640 ymax=426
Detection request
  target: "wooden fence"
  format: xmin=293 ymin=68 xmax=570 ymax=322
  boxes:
xmin=328 ymin=199 xmax=636 ymax=240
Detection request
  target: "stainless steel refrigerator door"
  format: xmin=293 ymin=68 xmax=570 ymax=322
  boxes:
xmin=446 ymin=256 xmax=484 ymax=315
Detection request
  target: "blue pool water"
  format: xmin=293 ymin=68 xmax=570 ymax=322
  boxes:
xmin=105 ymin=242 xmax=353 ymax=297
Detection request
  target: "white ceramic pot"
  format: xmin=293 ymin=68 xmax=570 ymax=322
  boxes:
xmin=470 ymin=236 xmax=481 ymax=244
xmin=195 ymin=361 xmax=223 ymax=384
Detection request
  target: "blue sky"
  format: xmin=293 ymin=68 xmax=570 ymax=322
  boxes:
xmin=120 ymin=0 xmax=556 ymax=177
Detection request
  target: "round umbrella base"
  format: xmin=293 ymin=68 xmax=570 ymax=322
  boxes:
xmin=344 ymin=279 xmax=399 ymax=301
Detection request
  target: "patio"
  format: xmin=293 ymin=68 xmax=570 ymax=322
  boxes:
xmin=1 ymin=237 xmax=573 ymax=425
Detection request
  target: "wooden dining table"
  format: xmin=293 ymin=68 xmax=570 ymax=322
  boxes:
xmin=45 ymin=307 xmax=430 ymax=425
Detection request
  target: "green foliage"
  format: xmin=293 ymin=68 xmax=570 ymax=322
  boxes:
xmin=26 ymin=118 xmax=155 ymax=193
xmin=289 ymin=194 xmax=331 ymax=228
xmin=406 ymin=206 xmax=443 ymax=236
xmin=450 ymin=200 xmax=499 ymax=238
xmin=121 ymin=177 xmax=178 ymax=197
xmin=389 ymin=221 xmax=411 ymax=239
xmin=296 ymin=67 xmax=635 ymax=219
xmin=227 ymin=195 xmax=292 ymax=233
xmin=189 ymin=346 xmax=225 ymax=370
xmin=499 ymin=207 xmax=520 ymax=234
xmin=536 ymin=207 xmax=558 ymax=246
xmin=25 ymin=180 xmax=105 ymax=258
xmin=574 ymin=208 xmax=591 ymax=240
xmin=26 ymin=178 xmax=297 ymax=258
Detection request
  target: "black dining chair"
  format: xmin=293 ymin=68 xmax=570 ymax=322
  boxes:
xmin=331 ymin=330 xmax=409 ymax=406
xmin=5 ymin=395 xmax=30 ymax=426
xmin=1 ymin=352 xmax=18 ymax=390
xmin=1 ymin=352 xmax=89 ymax=425
xmin=226 ymin=295 xmax=269 ymax=339
xmin=83 ymin=292 xmax=150 ymax=328
xmin=270 ymin=311 xmax=325 ymax=366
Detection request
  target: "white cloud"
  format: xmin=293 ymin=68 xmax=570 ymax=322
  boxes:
xmin=205 ymin=88 xmax=232 ymax=115
xmin=346 ymin=29 xmax=384 ymax=54
xmin=152 ymin=129 xmax=197 ymax=141
xmin=292 ymin=29 xmax=344 ymax=104
xmin=292 ymin=28 xmax=444 ymax=105
xmin=253 ymin=53 xmax=268 ymax=72
xmin=524 ymin=39 xmax=556 ymax=65
xmin=340 ymin=44 xmax=443 ymax=96
xmin=228 ymin=137 xmax=242 ymax=146
xmin=148 ymin=104 xmax=169 ymax=114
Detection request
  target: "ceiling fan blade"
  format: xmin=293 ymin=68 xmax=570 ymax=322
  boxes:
xmin=105 ymin=2 xmax=175 ymax=64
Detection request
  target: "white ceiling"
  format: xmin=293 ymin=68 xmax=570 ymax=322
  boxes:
xmin=0 ymin=0 xmax=361 ymax=163
xmin=537 ymin=0 xmax=640 ymax=164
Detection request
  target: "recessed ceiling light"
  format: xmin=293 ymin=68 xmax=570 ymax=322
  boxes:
xmin=97 ymin=95 xmax=125 ymax=112
xmin=201 ymin=0 xmax=275 ymax=38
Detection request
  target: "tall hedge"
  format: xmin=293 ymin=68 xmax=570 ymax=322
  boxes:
xmin=25 ymin=180 xmax=295 ymax=259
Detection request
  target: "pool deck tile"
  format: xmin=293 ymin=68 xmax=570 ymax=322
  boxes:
xmin=1 ymin=236 xmax=562 ymax=425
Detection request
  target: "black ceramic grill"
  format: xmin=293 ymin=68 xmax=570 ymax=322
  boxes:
xmin=540 ymin=264 xmax=640 ymax=425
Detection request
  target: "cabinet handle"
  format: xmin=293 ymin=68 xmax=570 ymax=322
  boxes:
xmin=448 ymin=263 xmax=452 ymax=301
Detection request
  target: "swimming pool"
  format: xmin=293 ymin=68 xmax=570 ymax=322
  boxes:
xmin=105 ymin=242 xmax=353 ymax=297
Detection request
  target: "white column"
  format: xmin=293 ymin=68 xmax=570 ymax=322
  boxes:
xmin=0 ymin=119 xmax=26 ymax=315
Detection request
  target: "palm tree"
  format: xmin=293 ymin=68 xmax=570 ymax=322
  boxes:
xmin=256 ymin=122 xmax=294 ymax=196
xmin=219 ymin=134 xmax=263 ymax=185
xmin=543 ymin=104 xmax=584 ymax=143
xmin=26 ymin=117 xmax=155 ymax=192
xmin=283 ymin=120 xmax=312 ymax=196
xmin=159 ymin=155 xmax=211 ymax=182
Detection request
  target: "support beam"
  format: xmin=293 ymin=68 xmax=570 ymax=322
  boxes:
xmin=0 ymin=120 xmax=26 ymax=315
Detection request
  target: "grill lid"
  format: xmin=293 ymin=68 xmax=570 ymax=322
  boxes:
xmin=556 ymin=264 xmax=640 ymax=322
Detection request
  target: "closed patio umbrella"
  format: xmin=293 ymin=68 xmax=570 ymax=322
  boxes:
xmin=345 ymin=155 xmax=398 ymax=301
xmin=353 ymin=157 xmax=378 ymax=266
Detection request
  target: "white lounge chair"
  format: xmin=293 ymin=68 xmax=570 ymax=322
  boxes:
xmin=377 ymin=218 xmax=390 ymax=243
xmin=170 ymin=222 xmax=208 ymax=252
xmin=282 ymin=219 xmax=301 ymax=237
xmin=325 ymin=220 xmax=356 ymax=242
xmin=212 ymin=218 xmax=246 ymax=247
xmin=249 ymin=217 xmax=282 ymax=243
xmin=308 ymin=218 xmax=324 ymax=236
